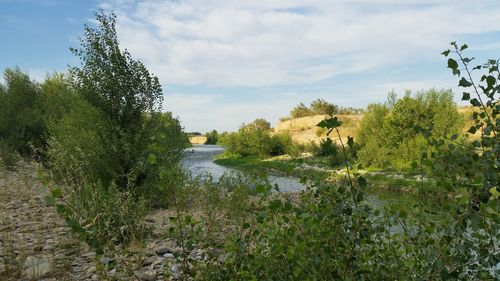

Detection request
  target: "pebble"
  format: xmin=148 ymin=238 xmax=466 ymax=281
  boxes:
xmin=136 ymin=269 xmax=157 ymax=281
xmin=163 ymin=252 xmax=175 ymax=259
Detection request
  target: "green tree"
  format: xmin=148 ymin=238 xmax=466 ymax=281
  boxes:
xmin=290 ymin=102 xmax=312 ymax=118
xmin=357 ymin=89 xmax=463 ymax=170
xmin=205 ymin=130 xmax=219 ymax=145
xmin=68 ymin=10 xmax=165 ymax=189
xmin=0 ymin=68 xmax=45 ymax=156
xmin=310 ymin=98 xmax=338 ymax=115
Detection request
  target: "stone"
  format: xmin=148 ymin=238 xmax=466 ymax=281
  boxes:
xmin=154 ymin=246 xmax=171 ymax=255
xmin=163 ymin=253 xmax=175 ymax=259
xmin=142 ymin=256 xmax=159 ymax=266
xmin=85 ymin=266 xmax=97 ymax=278
xmin=23 ymin=255 xmax=53 ymax=279
xmin=100 ymin=256 xmax=113 ymax=265
xmin=136 ymin=270 xmax=156 ymax=281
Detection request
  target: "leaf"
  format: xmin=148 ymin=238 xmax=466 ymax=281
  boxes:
xmin=146 ymin=153 xmax=157 ymax=164
xmin=461 ymin=92 xmax=470 ymax=101
xmin=459 ymin=44 xmax=468 ymax=51
xmin=447 ymin=58 xmax=458 ymax=70
xmin=458 ymin=77 xmax=472 ymax=87
xmin=441 ymin=49 xmax=450 ymax=56
xmin=51 ymin=188 xmax=63 ymax=198
xmin=468 ymin=126 xmax=477 ymax=134
xmin=470 ymin=98 xmax=481 ymax=107
xmin=486 ymin=75 xmax=495 ymax=88
xmin=357 ymin=176 xmax=367 ymax=188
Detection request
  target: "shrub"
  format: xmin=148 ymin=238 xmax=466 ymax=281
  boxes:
xmin=357 ymin=89 xmax=463 ymax=170
xmin=204 ymin=130 xmax=219 ymax=144
xmin=0 ymin=139 xmax=20 ymax=171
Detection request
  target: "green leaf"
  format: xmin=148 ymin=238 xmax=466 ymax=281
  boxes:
xmin=468 ymin=126 xmax=477 ymax=134
xmin=459 ymin=44 xmax=468 ymax=51
xmin=470 ymin=98 xmax=481 ymax=107
xmin=357 ymin=176 xmax=367 ymax=188
xmin=51 ymin=188 xmax=63 ymax=198
xmin=458 ymin=77 xmax=472 ymax=87
xmin=461 ymin=92 xmax=470 ymax=100
xmin=447 ymin=58 xmax=458 ymax=70
xmin=441 ymin=49 xmax=450 ymax=56
xmin=242 ymin=223 xmax=251 ymax=229
xmin=486 ymin=75 xmax=495 ymax=88
xmin=147 ymin=153 xmax=157 ymax=164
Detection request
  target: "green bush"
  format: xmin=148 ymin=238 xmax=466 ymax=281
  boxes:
xmin=357 ymin=89 xmax=463 ymax=170
xmin=49 ymin=182 xmax=150 ymax=252
xmin=204 ymin=129 xmax=219 ymax=144
xmin=225 ymin=119 xmax=298 ymax=158
xmin=0 ymin=139 xmax=20 ymax=171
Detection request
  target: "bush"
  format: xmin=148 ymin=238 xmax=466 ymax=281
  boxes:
xmin=0 ymin=140 xmax=20 ymax=171
xmin=48 ymin=182 xmax=150 ymax=252
xmin=357 ymin=89 xmax=463 ymax=170
xmin=204 ymin=130 xmax=219 ymax=144
xmin=225 ymin=119 xmax=298 ymax=158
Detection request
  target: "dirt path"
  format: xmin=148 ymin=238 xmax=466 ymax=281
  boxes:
xmin=0 ymin=162 xmax=95 ymax=281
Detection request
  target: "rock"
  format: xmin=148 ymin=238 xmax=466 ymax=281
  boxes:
xmin=154 ymin=246 xmax=172 ymax=255
xmin=100 ymin=256 xmax=113 ymax=265
xmin=163 ymin=253 xmax=175 ymax=259
xmin=136 ymin=269 xmax=156 ymax=281
xmin=171 ymin=264 xmax=179 ymax=273
xmin=85 ymin=266 xmax=96 ymax=278
xmin=23 ymin=255 xmax=53 ymax=279
xmin=142 ymin=256 xmax=159 ymax=266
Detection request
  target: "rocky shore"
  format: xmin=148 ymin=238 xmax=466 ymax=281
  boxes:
xmin=0 ymin=163 xmax=205 ymax=281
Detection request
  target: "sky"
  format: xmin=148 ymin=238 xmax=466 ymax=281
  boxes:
xmin=1 ymin=0 xmax=500 ymax=132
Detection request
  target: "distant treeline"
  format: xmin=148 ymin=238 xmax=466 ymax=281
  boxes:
xmin=280 ymin=98 xmax=364 ymax=121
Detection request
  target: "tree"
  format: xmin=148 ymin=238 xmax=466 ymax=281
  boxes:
xmin=68 ymin=10 xmax=166 ymax=189
xmin=205 ymin=130 xmax=219 ymax=145
xmin=357 ymin=89 xmax=463 ymax=170
xmin=310 ymin=98 xmax=338 ymax=115
xmin=0 ymin=68 xmax=45 ymax=156
xmin=290 ymin=102 xmax=312 ymax=118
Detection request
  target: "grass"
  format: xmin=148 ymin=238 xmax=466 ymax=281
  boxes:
xmin=214 ymin=154 xmax=330 ymax=179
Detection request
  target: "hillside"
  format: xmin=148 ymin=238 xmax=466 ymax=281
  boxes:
xmin=274 ymin=114 xmax=363 ymax=144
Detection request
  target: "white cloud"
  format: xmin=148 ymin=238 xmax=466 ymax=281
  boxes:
xmin=100 ymin=0 xmax=500 ymax=87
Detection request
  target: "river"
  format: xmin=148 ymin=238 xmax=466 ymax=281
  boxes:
xmin=182 ymin=144 xmax=305 ymax=192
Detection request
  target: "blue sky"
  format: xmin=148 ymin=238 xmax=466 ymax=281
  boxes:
xmin=1 ymin=0 xmax=500 ymax=132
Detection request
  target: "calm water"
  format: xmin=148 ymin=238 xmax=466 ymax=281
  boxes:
xmin=182 ymin=144 xmax=305 ymax=192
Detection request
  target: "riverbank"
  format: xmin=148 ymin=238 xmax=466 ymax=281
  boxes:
xmin=213 ymin=153 xmax=463 ymax=213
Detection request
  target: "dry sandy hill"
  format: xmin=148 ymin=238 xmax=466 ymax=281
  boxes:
xmin=274 ymin=114 xmax=363 ymax=144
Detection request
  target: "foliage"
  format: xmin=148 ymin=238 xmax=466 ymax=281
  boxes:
xmin=0 ymin=139 xmax=20 ymax=171
xmin=357 ymin=89 xmax=463 ymax=170
xmin=45 ymin=182 xmax=150 ymax=254
xmin=0 ymin=68 xmax=46 ymax=156
xmin=204 ymin=130 xmax=219 ymax=145
xmin=68 ymin=10 xmax=167 ymax=190
xmin=440 ymin=42 xmax=499 ymax=203
xmin=286 ymin=99 xmax=363 ymax=120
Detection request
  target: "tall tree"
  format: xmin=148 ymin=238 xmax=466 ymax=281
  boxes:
xmin=69 ymin=10 xmax=164 ymax=189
